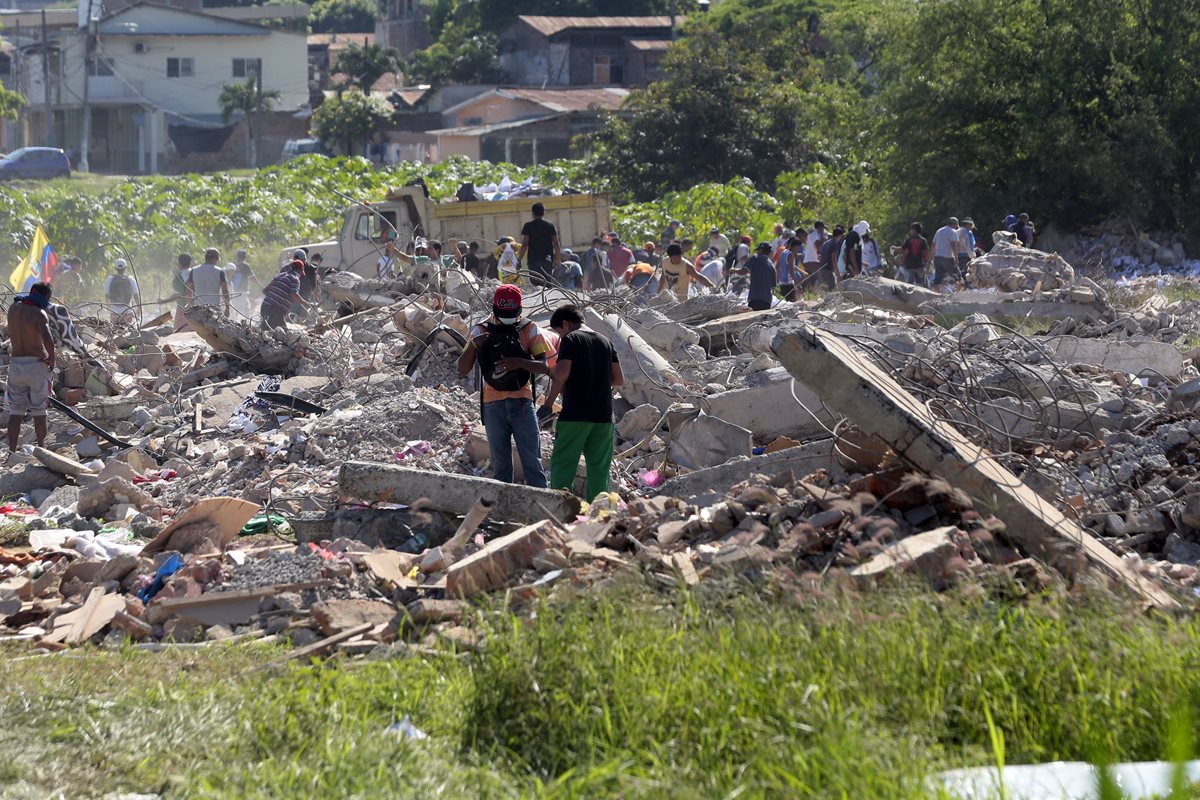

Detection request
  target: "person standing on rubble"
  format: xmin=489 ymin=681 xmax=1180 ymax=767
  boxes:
xmin=740 ymin=242 xmax=778 ymax=311
xmin=261 ymin=258 xmax=315 ymax=330
xmin=709 ymin=227 xmax=732 ymax=259
xmin=457 ymin=285 xmax=549 ymax=488
xmin=5 ymin=282 xmax=55 ymax=451
xmin=777 ymin=238 xmax=804 ymax=301
xmin=162 ymin=253 xmax=195 ymax=333
xmin=535 ymin=304 xmax=623 ymax=501
xmin=660 ymin=219 xmax=683 ymax=249
xmin=229 ymin=248 xmax=257 ymax=320
xmin=862 ymin=228 xmax=883 ymax=275
xmin=608 ymin=235 xmax=634 ymax=284
xmin=660 ymin=243 xmax=714 ymax=302
xmin=806 ymin=225 xmax=843 ymax=291
xmin=55 ymin=257 xmax=84 ymax=304
xmin=517 ymin=202 xmax=561 ymax=288
xmin=932 ymin=217 xmax=963 ymax=290
xmin=957 ymin=218 xmax=977 ymax=274
xmin=803 ymin=221 xmax=827 ymax=275
xmin=187 ymin=248 xmax=232 ymax=318
xmin=582 ymin=237 xmax=612 ymax=291
xmin=104 ymin=259 xmax=140 ymax=324
xmin=899 ymin=222 xmax=932 ymax=286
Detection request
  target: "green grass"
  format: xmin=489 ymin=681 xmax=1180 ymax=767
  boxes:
xmin=3 ymin=580 xmax=1200 ymax=798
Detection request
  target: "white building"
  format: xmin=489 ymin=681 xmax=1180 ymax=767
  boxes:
xmin=21 ymin=2 xmax=308 ymax=172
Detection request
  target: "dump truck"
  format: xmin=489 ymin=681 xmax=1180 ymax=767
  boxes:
xmin=283 ymin=185 xmax=612 ymax=278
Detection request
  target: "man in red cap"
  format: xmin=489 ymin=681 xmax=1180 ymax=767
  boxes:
xmin=457 ymin=285 xmax=550 ymax=487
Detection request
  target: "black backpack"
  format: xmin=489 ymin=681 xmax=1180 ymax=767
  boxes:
xmin=109 ymin=274 xmax=135 ymax=305
xmin=477 ymin=321 xmax=533 ymax=392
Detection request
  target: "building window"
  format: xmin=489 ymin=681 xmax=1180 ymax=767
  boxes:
xmin=166 ymin=57 xmax=194 ymax=78
xmin=593 ymin=55 xmax=624 ymax=84
xmin=87 ymin=55 xmax=114 ymax=77
xmin=233 ymin=58 xmax=261 ymax=78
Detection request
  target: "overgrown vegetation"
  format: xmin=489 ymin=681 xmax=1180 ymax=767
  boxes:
xmin=3 ymin=582 xmax=1200 ymax=798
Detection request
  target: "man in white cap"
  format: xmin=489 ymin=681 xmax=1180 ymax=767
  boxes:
xmin=104 ymin=258 xmax=140 ymax=323
xmin=708 ymin=227 xmax=732 ymax=259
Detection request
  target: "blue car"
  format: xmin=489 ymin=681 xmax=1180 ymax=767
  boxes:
xmin=0 ymin=147 xmax=72 ymax=180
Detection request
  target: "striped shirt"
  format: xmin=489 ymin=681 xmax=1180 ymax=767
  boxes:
xmin=262 ymin=270 xmax=300 ymax=312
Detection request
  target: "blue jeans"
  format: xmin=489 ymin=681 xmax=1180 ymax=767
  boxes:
xmin=482 ymin=398 xmax=547 ymax=487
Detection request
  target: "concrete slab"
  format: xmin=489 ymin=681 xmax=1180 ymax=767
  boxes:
xmin=770 ymin=323 xmax=1176 ymax=609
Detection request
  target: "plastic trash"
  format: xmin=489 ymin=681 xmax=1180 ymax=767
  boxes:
xmin=136 ymin=553 xmax=185 ymax=603
xmin=385 ymin=715 xmax=428 ymax=740
xmin=28 ymin=529 xmax=75 ymax=551
xmin=939 ymin=759 xmax=1200 ymax=799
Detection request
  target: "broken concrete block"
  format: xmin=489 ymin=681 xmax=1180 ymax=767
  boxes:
xmin=338 ymin=462 xmax=581 ymax=525
xmin=74 ymin=438 xmax=104 ymax=460
xmin=850 ymin=528 xmax=959 ymax=580
xmin=617 ymin=404 xmax=662 ymax=444
xmin=584 ymin=308 xmax=681 ymax=412
xmin=310 ymin=599 xmax=399 ymax=636
xmin=77 ymin=478 xmax=155 ymax=519
xmin=446 ymin=521 xmax=566 ymax=597
xmin=1044 ymin=337 xmax=1185 ymax=380
xmin=667 ymin=411 xmax=752 ymax=470
xmin=704 ymin=367 xmax=835 ymax=442
xmin=111 ymin=610 xmax=153 ymax=641
xmin=405 ymin=598 xmax=467 ymax=625
xmin=32 ymin=447 xmax=95 ymax=478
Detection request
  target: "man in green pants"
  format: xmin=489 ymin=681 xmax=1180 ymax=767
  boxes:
xmin=540 ymin=305 xmax=623 ymax=501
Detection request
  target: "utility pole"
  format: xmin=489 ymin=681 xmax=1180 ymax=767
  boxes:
xmin=79 ymin=0 xmax=96 ymax=172
xmin=40 ymin=8 xmax=51 ymax=146
xmin=670 ymin=0 xmax=677 ymax=40
xmin=253 ymin=58 xmax=263 ymax=169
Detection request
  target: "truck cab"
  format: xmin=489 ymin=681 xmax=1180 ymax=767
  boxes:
xmin=285 ymin=186 xmax=611 ymax=279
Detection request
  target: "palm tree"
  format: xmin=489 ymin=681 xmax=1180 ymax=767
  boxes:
xmin=218 ymin=75 xmax=282 ymax=168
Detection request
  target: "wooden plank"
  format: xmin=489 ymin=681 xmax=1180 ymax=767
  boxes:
xmin=771 ymin=323 xmax=1177 ymax=609
xmin=283 ymin=622 xmax=373 ymax=662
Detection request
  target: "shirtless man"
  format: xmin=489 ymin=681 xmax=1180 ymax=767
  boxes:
xmin=5 ymin=282 xmax=56 ymax=451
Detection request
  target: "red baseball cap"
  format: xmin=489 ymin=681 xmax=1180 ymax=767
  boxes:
xmin=493 ymin=284 xmax=522 ymax=312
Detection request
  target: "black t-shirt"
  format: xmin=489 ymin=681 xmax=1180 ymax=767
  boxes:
xmin=521 ymin=218 xmax=558 ymax=263
xmin=819 ymin=237 xmax=841 ymax=271
xmin=557 ymin=329 xmax=619 ymax=424
xmin=298 ymin=262 xmax=318 ymax=298
xmin=464 ymin=252 xmax=481 ymax=276
xmin=903 ymin=235 xmax=930 ymax=270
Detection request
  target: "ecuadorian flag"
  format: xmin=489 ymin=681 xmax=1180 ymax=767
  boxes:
xmin=8 ymin=224 xmax=59 ymax=291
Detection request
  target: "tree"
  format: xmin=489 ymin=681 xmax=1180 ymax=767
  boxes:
xmin=405 ymin=31 xmax=499 ymax=86
xmin=585 ymin=30 xmax=828 ymax=202
xmin=0 ymin=85 xmax=21 ymax=122
xmin=218 ymin=75 xmax=282 ymax=168
xmin=311 ymin=88 xmax=392 ymax=156
xmin=875 ymin=0 xmax=1200 ymax=237
xmin=334 ymin=43 xmax=403 ymax=91
xmin=309 ymin=0 xmax=375 ymax=33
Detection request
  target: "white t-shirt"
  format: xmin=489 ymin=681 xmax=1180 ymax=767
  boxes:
xmin=700 ymin=258 xmax=724 ymax=287
xmin=709 ymin=234 xmax=731 ymax=256
xmin=862 ymin=239 xmax=881 ymax=270
xmin=957 ymin=227 xmax=974 ymax=257
xmin=933 ymin=226 xmax=960 ymax=259
xmin=735 ymin=242 xmax=750 ymax=267
xmin=188 ymin=262 xmax=226 ymax=308
xmin=804 ymin=230 xmax=823 ymax=263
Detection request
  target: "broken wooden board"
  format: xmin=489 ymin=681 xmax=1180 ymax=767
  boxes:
xmin=771 ymin=323 xmax=1177 ymax=609
xmin=141 ymin=497 xmax=261 ymax=557
xmin=41 ymin=589 xmax=125 ymax=645
xmin=338 ymin=462 xmax=582 ymax=525
xmin=155 ymin=587 xmax=277 ymax=627
xmin=445 ymin=520 xmax=566 ymax=597
xmin=362 ymin=550 xmax=418 ymax=588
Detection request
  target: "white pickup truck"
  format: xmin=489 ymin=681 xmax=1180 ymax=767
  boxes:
xmin=284 ymin=185 xmax=612 ymax=278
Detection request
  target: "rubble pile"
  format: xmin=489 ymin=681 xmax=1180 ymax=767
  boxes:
xmin=5 ymin=232 xmax=1200 ymax=653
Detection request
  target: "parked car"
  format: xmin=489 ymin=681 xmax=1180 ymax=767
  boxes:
xmin=0 ymin=147 xmax=71 ymax=179
xmin=282 ymin=139 xmax=329 ymax=161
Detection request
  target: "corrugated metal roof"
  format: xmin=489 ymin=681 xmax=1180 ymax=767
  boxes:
xmin=499 ymin=87 xmax=629 ymax=112
xmin=308 ymin=33 xmax=374 ymax=47
xmin=428 ymin=114 xmax=563 ymax=138
xmin=625 ymin=38 xmax=672 ymax=51
xmin=516 ymin=15 xmax=675 ymax=37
